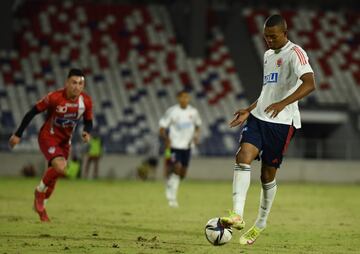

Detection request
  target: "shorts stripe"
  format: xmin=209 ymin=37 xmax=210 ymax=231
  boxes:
xmin=282 ymin=126 xmax=295 ymax=155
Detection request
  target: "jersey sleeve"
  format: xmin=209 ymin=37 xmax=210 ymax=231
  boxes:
xmin=35 ymin=92 xmax=54 ymax=112
xmin=83 ymin=95 xmax=93 ymax=120
xmin=159 ymin=107 xmax=173 ymax=128
xmin=291 ymin=46 xmax=314 ymax=78
xmin=194 ymin=109 xmax=202 ymax=127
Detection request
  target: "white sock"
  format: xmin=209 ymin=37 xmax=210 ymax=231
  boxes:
xmin=255 ymin=179 xmax=277 ymax=229
xmin=233 ymin=163 xmax=251 ymax=217
xmin=165 ymin=176 xmax=173 ymax=200
xmin=166 ymin=173 xmax=180 ymax=201
xmin=36 ymin=180 xmax=47 ymax=193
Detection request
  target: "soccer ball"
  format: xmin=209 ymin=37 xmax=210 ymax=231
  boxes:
xmin=204 ymin=217 xmax=232 ymax=245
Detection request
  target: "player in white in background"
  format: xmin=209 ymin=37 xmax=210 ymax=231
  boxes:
xmin=220 ymin=14 xmax=316 ymax=244
xmin=159 ymin=90 xmax=201 ymax=208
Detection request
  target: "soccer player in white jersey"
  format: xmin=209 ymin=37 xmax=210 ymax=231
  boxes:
xmin=159 ymin=90 xmax=201 ymax=208
xmin=220 ymin=14 xmax=316 ymax=244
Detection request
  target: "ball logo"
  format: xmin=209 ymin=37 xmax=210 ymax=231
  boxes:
xmin=48 ymin=147 xmax=56 ymax=154
xmin=205 ymin=218 xmax=232 ymax=245
xmin=56 ymin=105 xmax=67 ymax=113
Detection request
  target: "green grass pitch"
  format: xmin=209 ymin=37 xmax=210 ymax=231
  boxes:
xmin=0 ymin=177 xmax=359 ymax=253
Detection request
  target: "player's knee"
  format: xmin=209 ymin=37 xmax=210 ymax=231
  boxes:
xmin=179 ymin=168 xmax=187 ymax=179
xmin=260 ymin=168 xmax=276 ymax=183
xmin=173 ymin=162 xmax=182 ymax=174
xmin=260 ymin=174 xmax=274 ymax=183
xmin=51 ymin=158 xmax=67 ymax=174
xmin=236 ymin=149 xmax=253 ymax=164
xmin=54 ymin=165 xmax=67 ymax=175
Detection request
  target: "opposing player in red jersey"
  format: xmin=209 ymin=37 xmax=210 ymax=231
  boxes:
xmin=8 ymin=68 xmax=93 ymax=222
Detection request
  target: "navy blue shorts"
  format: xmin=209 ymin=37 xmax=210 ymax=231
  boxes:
xmin=170 ymin=148 xmax=191 ymax=168
xmin=239 ymin=114 xmax=295 ymax=168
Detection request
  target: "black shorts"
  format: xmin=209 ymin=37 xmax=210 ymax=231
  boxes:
xmin=239 ymin=114 xmax=295 ymax=168
xmin=170 ymin=148 xmax=191 ymax=168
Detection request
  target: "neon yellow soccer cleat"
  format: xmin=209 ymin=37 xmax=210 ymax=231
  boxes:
xmin=220 ymin=211 xmax=245 ymax=230
xmin=239 ymin=225 xmax=264 ymax=245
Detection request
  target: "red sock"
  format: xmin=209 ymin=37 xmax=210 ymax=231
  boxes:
xmin=42 ymin=167 xmax=60 ymax=186
xmin=45 ymin=182 xmax=56 ymax=199
xmin=42 ymin=167 xmax=63 ymax=199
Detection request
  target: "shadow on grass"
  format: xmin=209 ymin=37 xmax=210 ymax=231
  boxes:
xmin=0 ymin=225 xmax=209 ymax=247
xmin=90 ymin=222 xmax=202 ymax=238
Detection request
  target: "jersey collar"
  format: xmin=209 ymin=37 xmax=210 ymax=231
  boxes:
xmin=273 ymin=40 xmax=291 ymax=54
xmin=63 ymin=88 xmax=80 ymax=101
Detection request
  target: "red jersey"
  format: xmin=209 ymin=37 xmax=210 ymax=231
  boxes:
xmin=36 ymin=89 xmax=93 ymax=142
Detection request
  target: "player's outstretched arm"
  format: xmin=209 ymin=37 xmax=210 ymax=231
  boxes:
xmin=229 ymin=109 xmax=250 ymax=128
xmin=193 ymin=126 xmax=201 ymax=145
xmin=8 ymin=134 xmax=21 ymax=149
xmin=82 ymin=119 xmax=93 ymax=143
xmin=9 ymin=106 xmax=40 ymax=149
xmin=229 ymin=100 xmax=258 ymax=128
xmin=82 ymin=131 xmax=91 ymax=143
xmin=159 ymin=127 xmax=171 ymax=148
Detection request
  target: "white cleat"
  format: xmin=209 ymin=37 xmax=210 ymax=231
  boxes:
xmin=168 ymin=200 xmax=179 ymax=208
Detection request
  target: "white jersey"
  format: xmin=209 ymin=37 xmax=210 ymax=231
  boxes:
xmin=159 ymin=104 xmax=202 ymax=149
xmin=251 ymin=40 xmax=313 ymax=128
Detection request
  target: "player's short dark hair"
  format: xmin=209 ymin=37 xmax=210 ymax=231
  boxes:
xmin=177 ymin=89 xmax=190 ymax=97
xmin=67 ymin=68 xmax=85 ymax=78
xmin=264 ymin=14 xmax=287 ymax=31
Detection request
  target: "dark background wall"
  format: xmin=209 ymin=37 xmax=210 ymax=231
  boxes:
xmin=0 ymin=0 xmax=13 ymax=50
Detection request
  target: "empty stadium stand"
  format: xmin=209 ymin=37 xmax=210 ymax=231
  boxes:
xmin=1 ymin=2 xmax=359 ymax=158
xmin=0 ymin=1 xmax=248 ymax=155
